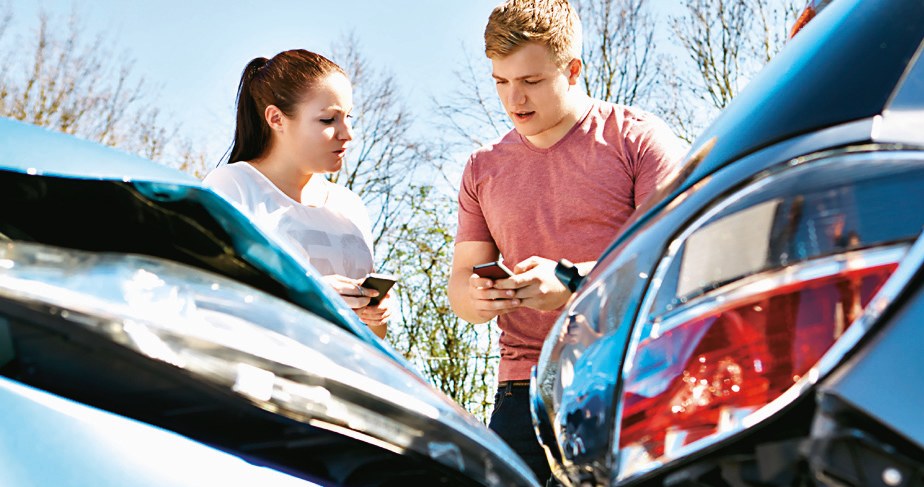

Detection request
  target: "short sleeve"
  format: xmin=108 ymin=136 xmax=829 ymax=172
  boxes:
xmin=455 ymin=156 xmax=494 ymax=243
xmin=202 ymin=164 xmax=249 ymax=207
xmin=630 ymin=116 xmax=689 ymax=207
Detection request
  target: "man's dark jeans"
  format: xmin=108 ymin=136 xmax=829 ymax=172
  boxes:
xmin=488 ymin=381 xmax=553 ymax=485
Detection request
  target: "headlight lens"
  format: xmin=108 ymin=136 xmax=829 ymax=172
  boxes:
xmin=0 ymin=242 xmax=507 ymax=465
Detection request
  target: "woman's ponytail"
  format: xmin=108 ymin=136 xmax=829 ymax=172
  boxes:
xmin=227 ymin=57 xmax=270 ymax=164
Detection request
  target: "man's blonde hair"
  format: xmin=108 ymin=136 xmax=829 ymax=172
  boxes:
xmin=484 ymin=0 xmax=582 ymax=66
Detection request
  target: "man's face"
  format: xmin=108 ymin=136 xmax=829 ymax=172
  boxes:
xmin=491 ymin=42 xmax=577 ymax=146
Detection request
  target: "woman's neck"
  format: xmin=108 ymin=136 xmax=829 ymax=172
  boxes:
xmin=250 ymin=154 xmax=314 ymax=203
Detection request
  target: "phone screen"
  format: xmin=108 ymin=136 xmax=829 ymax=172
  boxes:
xmin=361 ymin=273 xmax=397 ymax=306
xmin=472 ymin=261 xmax=514 ymax=280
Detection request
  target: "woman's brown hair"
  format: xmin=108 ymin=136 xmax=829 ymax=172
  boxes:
xmin=226 ymin=49 xmax=345 ymax=164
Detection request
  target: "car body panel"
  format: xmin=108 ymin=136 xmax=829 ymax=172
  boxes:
xmin=0 ymin=119 xmax=539 ymax=485
xmin=534 ymin=0 xmax=924 ymax=483
xmin=0 ymin=119 xmax=200 ymax=184
xmin=0 ymin=376 xmax=319 ymax=487
xmin=0 ymin=117 xmax=391 ymax=358
xmin=681 ymin=0 xmax=924 ymax=188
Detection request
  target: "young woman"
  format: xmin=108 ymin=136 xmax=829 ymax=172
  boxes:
xmin=203 ymin=49 xmax=391 ymax=338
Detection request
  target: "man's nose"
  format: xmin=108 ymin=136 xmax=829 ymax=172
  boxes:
xmin=508 ymin=85 xmax=526 ymax=107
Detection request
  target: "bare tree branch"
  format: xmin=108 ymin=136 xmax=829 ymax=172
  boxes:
xmin=328 ymin=34 xmax=498 ymax=415
xmin=574 ymin=0 xmax=659 ymax=106
xmin=433 ymin=49 xmax=510 ymax=151
xmin=0 ymin=7 xmax=208 ymax=175
xmin=658 ymin=0 xmax=801 ymax=139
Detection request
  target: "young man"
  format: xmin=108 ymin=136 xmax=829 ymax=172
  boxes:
xmin=448 ymin=0 xmax=687 ymax=482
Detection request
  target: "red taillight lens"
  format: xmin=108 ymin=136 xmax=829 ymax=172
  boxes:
xmin=789 ymin=0 xmax=834 ymax=38
xmin=619 ymin=261 xmax=897 ymax=461
xmin=790 ymin=6 xmax=817 ymax=39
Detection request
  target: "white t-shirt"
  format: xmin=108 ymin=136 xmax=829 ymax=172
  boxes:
xmin=203 ymin=162 xmax=374 ymax=280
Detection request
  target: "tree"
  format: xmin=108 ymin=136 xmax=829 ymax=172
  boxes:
xmin=330 ymin=35 xmax=498 ymax=418
xmin=387 ymin=186 xmax=499 ymax=419
xmin=0 ymin=6 xmax=209 ymax=175
xmin=330 ymin=33 xmax=425 ymax=249
xmin=574 ymin=0 xmax=659 ymax=106
xmin=433 ymin=50 xmax=511 ymax=152
xmin=660 ymin=0 xmax=801 ymax=140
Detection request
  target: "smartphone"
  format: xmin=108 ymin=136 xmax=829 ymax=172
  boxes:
xmin=472 ymin=260 xmax=514 ymax=280
xmin=360 ymin=272 xmax=398 ymax=306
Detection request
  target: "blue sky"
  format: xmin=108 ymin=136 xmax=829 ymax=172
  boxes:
xmin=9 ymin=0 xmax=501 ymax=160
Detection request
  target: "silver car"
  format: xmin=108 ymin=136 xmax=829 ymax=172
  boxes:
xmin=0 ymin=117 xmax=538 ymax=486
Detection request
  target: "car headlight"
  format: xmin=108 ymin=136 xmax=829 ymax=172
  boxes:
xmin=0 ymin=241 xmax=508 ymax=469
xmin=615 ymin=148 xmax=924 ymax=480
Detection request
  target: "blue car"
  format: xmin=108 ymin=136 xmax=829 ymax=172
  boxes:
xmin=531 ymin=0 xmax=924 ymax=485
xmin=0 ymin=117 xmax=537 ymax=486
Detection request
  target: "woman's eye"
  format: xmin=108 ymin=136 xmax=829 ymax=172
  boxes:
xmin=320 ymin=118 xmax=335 ymax=124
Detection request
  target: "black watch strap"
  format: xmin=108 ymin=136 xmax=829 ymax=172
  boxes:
xmin=554 ymin=258 xmax=583 ymax=293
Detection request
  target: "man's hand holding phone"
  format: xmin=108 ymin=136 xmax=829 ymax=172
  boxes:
xmin=490 ymin=256 xmax=572 ymax=311
xmin=469 ymin=260 xmax=521 ymax=319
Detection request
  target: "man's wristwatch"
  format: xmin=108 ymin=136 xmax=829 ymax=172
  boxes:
xmin=554 ymin=258 xmax=584 ymax=293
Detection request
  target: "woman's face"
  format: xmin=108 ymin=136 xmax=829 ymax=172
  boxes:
xmin=279 ymin=72 xmax=354 ymax=174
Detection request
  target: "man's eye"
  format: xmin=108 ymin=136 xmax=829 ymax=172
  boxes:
xmin=524 ymin=79 xmax=541 ymax=85
xmin=494 ymin=80 xmax=507 ymax=85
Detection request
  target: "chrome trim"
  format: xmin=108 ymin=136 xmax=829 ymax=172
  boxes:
xmin=614 ymin=149 xmax=924 ymax=482
xmin=622 ymin=250 xmax=674 ymax=375
xmin=877 ymin=109 xmax=924 ymax=145
xmin=530 ymin=369 xmax=573 ymax=487
xmin=884 ymin=35 xmax=924 ymax=113
xmin=651 ymin=244 xmax=908 ymax=339
xmin=879 ymin=34 xmax=924 ymax=144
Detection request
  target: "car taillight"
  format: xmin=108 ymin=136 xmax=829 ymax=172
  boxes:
xmin=615 ymin=149 xmax=924 ymax=479
xmin=790 ymin=0 xmax=834 ymax=38
xmin=620 ymin=257 xmax=898 ymax=463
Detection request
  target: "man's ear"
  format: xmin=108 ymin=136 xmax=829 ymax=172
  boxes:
xmin=264 ymin=105 xmax=285 ymax=132
xmin=566 ymin=58 xmax=582 ymax=85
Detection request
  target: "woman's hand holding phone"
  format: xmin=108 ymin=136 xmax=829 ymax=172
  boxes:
xmin=360 ymin=273 xmax=398 ymax=306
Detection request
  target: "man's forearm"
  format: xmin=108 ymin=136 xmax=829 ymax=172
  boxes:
xmin=448 ymin=275 xmax=495 ymax=325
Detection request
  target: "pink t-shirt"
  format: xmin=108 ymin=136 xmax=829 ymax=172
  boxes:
xmin=456 ymin=99 xmax=687 ymax=382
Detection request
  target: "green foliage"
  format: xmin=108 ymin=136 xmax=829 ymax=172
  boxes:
xmin=380 ymin=185 xmax=499 ymax=421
